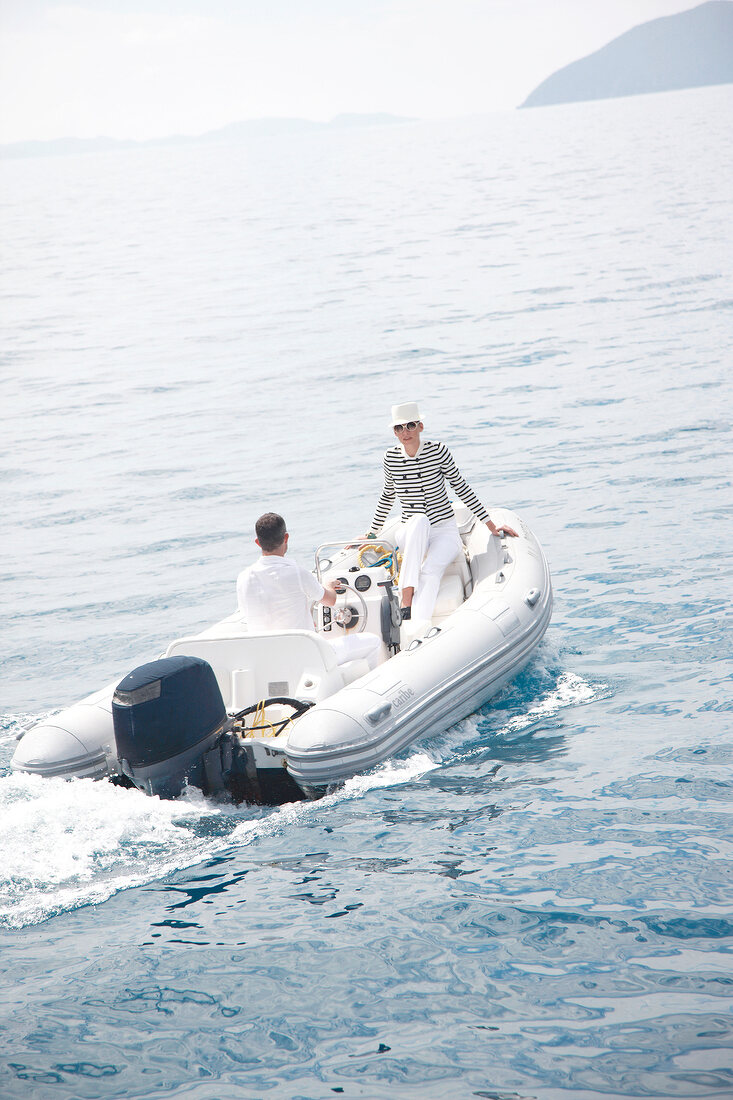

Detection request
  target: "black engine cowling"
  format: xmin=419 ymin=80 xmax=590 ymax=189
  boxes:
xmin=112 ymin=655 xmax=226 ymax=798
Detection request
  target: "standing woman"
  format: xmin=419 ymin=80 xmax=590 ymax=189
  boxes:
xmin=367 ymin=402 xmax=517 ymax=623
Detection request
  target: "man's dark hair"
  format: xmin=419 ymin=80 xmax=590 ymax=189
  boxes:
xmin=255 ymin=512 xmax=287 ymax=552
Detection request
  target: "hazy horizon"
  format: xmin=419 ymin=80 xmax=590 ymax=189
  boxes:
xmin=0 ymin=0 xmax=704 ymax=143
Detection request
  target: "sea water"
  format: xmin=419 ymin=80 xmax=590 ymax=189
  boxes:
xmin=0 ymin=84 xmax=731 ymax=1099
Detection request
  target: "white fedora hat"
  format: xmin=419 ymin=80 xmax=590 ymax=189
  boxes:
xmin=389 ymin=401 xmax=422 ymax=427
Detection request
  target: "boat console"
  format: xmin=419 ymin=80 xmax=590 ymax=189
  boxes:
xmin=314 ymin=539 xmax=402 ymax=658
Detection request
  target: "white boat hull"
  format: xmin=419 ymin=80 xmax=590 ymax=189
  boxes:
xmin=286 ymin=524 xmax=552 ymax=793
xmin=11 ymin=683 xmax=117 ymax=780
xmin=11 ymin=506 xmax=552 ymax=801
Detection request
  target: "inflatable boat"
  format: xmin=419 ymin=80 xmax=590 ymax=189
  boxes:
xmin=11 ymin=505 xmax=552 ymax=802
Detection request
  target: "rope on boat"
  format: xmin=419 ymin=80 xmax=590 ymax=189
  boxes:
xmin=231 ymin=696 xmax=315 ymax=740
xmin=357 ymin=543 xmax=400 ymax=579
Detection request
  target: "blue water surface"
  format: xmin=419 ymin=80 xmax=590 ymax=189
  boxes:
xmin=1 ymin=85 xmax=732 ymax=1099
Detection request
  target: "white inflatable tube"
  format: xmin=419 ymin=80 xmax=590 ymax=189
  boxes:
xmin=286 ymin=515 xmax=552 ymax=794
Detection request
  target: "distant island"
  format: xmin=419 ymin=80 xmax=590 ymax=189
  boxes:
xmin=521 ymin=0 xmax=733 ymax=108
xmin=0 ymin=113 xmax=413 ymax=161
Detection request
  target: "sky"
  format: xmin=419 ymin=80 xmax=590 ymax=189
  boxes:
xmin=0 ymin=0 xmax=703 ymax=143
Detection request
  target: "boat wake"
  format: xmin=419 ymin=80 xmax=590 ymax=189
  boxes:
xmin=0 ymin=740 xmax=437 ymax=931
xmin=494 ymin=668 xmax=604 ymax=735
xmin=0 ymin=655 xmax=600 ymax=931
xmin=417 ymin=648 xmax=610 ymax=765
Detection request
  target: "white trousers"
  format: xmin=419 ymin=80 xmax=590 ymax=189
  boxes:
xmin=329 ymin=632 xmax=382 ymax=668
xmin=395 ymin=515 xmax=463 ymax=622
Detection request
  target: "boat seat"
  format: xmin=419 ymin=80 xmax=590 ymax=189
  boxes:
xmin=451 ymin=501 xmax=478 ymax=535
xmin=196 ymin=612 xmax=249 ymax=639
xmin=433 ymin=573 xmax=466 ymax=620
xmin=442 ymin=545 xmax=471 ymax=591
xmin=164 ymin=630 xmax=342 ymax=712
xmin=339 ymin=658 xmax=372 ymax=686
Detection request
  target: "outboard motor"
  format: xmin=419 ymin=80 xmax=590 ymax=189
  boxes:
xmin=112 ymin=655 xmax=227 ymax=799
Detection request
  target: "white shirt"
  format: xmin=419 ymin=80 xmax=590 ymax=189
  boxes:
xmin=236 ymin=555 xmax=324 ymax=632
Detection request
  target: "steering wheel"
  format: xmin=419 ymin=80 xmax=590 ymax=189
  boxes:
xmin=320 ymin=579 xmax=368 ymax=634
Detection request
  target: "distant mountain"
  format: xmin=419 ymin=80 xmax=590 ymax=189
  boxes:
xmin=521 ymin=1 xmax=733 ymax=108
xmin=197 ymin=112 xmax=412 ymax=144
xmin=0 ymin=136 xmax=129 ymax=158
xmin=0 ymin=113 xmax=413 ymax=160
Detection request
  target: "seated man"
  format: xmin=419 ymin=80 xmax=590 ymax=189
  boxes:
xmin=237 ymin=512 xmax=381 ymax=669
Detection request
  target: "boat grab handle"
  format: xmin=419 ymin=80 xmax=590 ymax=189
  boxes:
xmin=315 ymin=539 xmax=397 ymax=581
xmin=365 ymin=701 xmax=392 ymax=725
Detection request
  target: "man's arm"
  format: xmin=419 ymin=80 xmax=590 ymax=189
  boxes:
xmin=320 ymin=580 xmax=342 ymax=607
xmin=298 ymin=566 xmax=343 ymax=608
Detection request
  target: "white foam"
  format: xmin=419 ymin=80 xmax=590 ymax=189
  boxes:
xmin=340 ymin=751 xmax=439 ymax=795
xmin=425 ymin=670 xmax=607 ymax=763
xmin=0 ymin=750 xmax=439 ymax=930
xmin=227 ymin=752 xmax=439 ymax=842
xmin=0 ymin=772 xmax=225 ymax=930
xmin=0 ymin=675 xmax=598 ymax=929
xmin=0 ymin=711 xmax=54 ymax=749
xmin=500 ymin=671 xmax=603 ymax=735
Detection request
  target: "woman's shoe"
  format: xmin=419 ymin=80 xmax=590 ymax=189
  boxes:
xmin=400 ymin=607 xmax=412 ymax=621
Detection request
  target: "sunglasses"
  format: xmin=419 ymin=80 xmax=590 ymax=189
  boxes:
xmin=394 ymin=421 xmax=419 ymax=433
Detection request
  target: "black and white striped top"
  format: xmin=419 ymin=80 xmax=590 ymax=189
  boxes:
xmin=369 ymin=440 xmax=490 ymax=533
